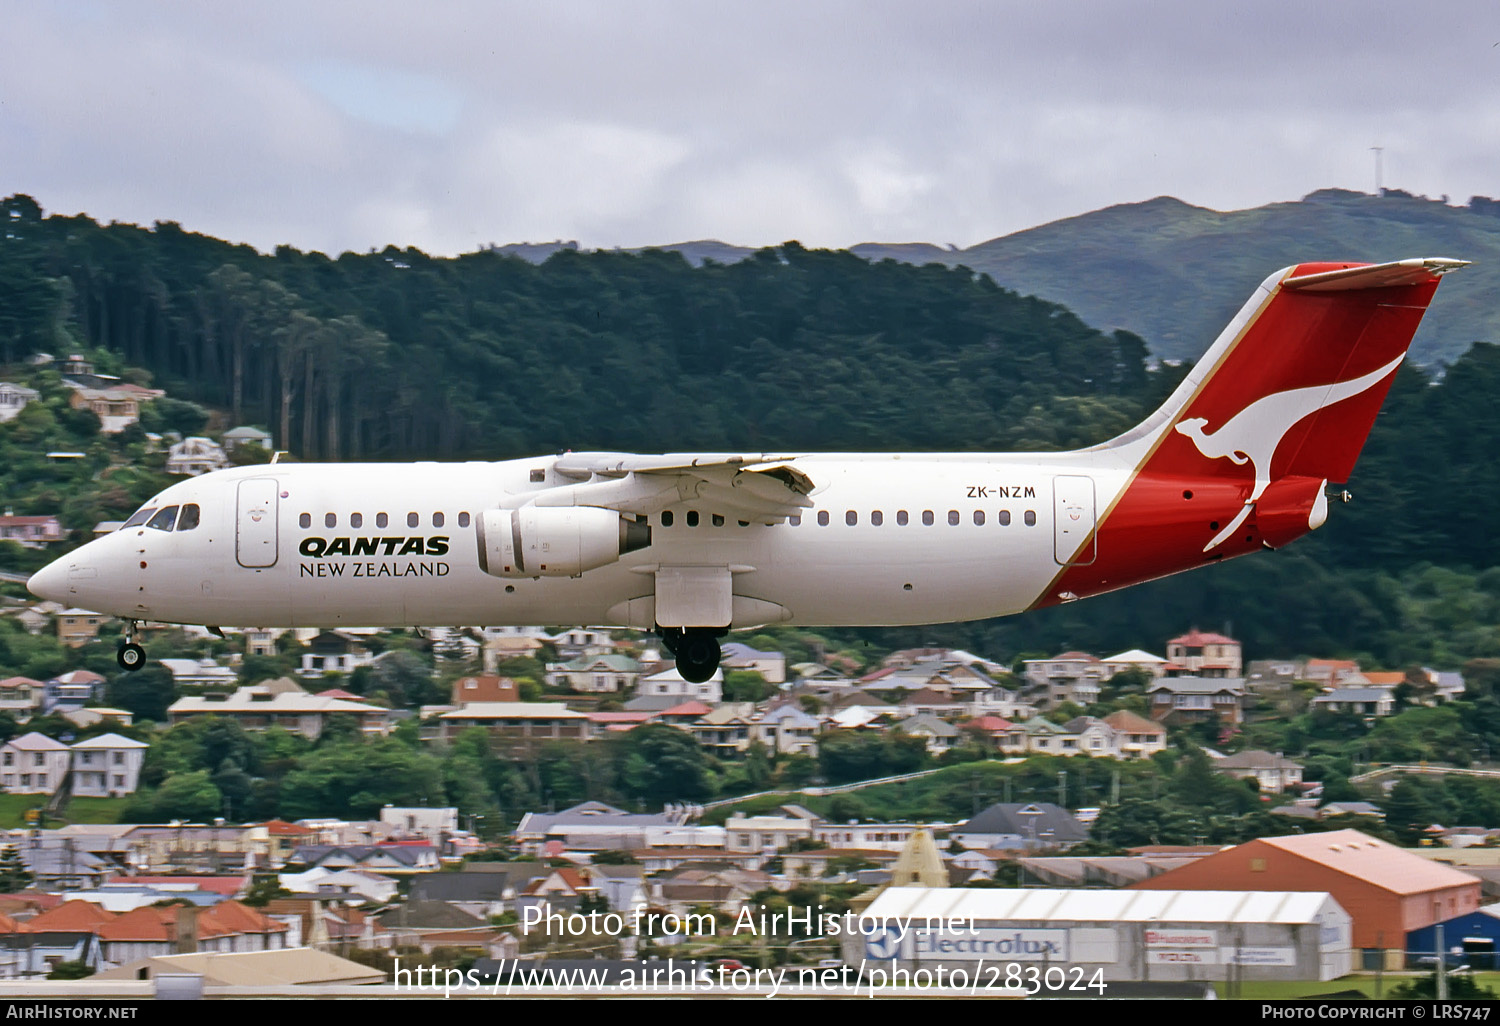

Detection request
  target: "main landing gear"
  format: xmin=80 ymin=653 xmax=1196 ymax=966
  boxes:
xmin=658 ymin=626 xmax=726 ymax=684
xmin=117 ymin=620 xmax=146 ymax=672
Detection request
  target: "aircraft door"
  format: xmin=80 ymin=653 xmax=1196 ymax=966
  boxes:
xmin=236 ymin=478 xmax=280 ymax=568
xmin=1053 ymin=475 xmax=1096 ymax=566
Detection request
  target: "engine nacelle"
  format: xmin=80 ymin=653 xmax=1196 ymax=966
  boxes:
xmin=477 ymin=506 xmax=651 ymax=578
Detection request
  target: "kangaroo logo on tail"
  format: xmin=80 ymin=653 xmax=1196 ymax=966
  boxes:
xmin=1174 ymin=353 xmax=1405 ymax=552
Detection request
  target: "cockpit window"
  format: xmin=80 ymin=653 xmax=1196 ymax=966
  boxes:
xmin=123 ymin=507 xmax=157 ymax=529
xmin=177 ymin=504 xmax=201 ymax=531
xmin=146 ymin=505 xmax=180 ymax=532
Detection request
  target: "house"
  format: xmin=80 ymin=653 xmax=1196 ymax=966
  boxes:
xmin=277 ymin=866 xmax=399 ymax=905
xmin=68 ymin=734 xmax=148 ymax=797
xmin=0 ymin=677 xmax=44 ymax=719
xmin=718 ymin=642 xmax=787 ymax=684
xmin=168 ymin=685 xmax=396 ymax=739
xmin=1060 ymin=716 xmax=1121 ymax=758
xmin=1216 ymin=750 xmax=1305 ymax=792
xmin=689 ymin=703 xmax=757 ymax=754
xmin=636 ymin=665 xmax=723 ymax=704
xmin=221 ymin=426 xmax=274 ymax=455
xmin=1148 ymin=675 xmax=1246 ymax=723
xmin=0 ymin=512 xmax=64 ymax=548
xmin=289 ymin=844 xmax=440 ymax=875
xmin=62 ymin=707 xmax=134 ymax=731
xmin=55 ymin=609 xmax=106 ymax=647
xmin=1100 ymin=649 xmax=1168 ymax=679
xmin=725 ymin=806 xmax=820 ymax=852
xmin=1022 ymin=651 xmax=1112 ymax=707
xmin=0 ymin=383 xmax=39 ymax=422
xmin=67 ymin=385 xmax=151 ymax=433
xmin=165 ymin=436 xmax=230 ymax=476
xmin=1102 ymin=709 xmax=1168 ymax=758
xmin=951 ymin=802 xmax=1090 ymax=851
xmin=752 ymin=704 xmax=821 ymax=755
xmin=450 ymin=675 xmax=520 ymax=704
xmin=513 ymin=801 xmax=705 ymax=854
xmin=1 ymin=732 xmax=71 ymax=794
xmin=298 ymin=630 xmax=376 ymax=678
xmin=481 ymin=633 xmax=547 ymax=673
xmin=158 ymin=657 xmax=238 ymax=690
xmin=895 ymin=714 xmax=959 ymax=755
xmin=1164 ymin=629 xmax=1242 ymax=678
xmin=434 ymin=703 xmax=589 ymax=751
xmin=1311 ymin=686 xmax=1396 ymax=718
xmin=1304 ymin=659 xmax=1363 ymax=686
xmin=544 ymin=655 xmax=640 ymax=694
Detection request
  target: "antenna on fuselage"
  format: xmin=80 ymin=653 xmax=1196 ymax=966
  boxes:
xmin=270 ymin=451 xmax=290 ymax=464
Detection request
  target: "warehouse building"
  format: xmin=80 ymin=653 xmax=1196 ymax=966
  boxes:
xmin=843 ymin=887 xmax=1352 ymax=983
xmin=1129 ymin=829 xmax=1481 ymax=969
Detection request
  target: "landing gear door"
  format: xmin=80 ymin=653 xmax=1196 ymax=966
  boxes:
xmin=1053 ymin=475 xmax=1096 ymax=566
xmin=237 ymin=478 xmax=280 ymax=568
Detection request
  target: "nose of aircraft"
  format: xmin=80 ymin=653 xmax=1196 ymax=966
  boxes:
xmin=27 ymin=557 xmax=71 ymax=604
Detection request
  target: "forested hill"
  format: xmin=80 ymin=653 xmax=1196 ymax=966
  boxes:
xmin=2 ymin=192 xmax=1498 ymax=665
xmin=501 ymin=189 xmax=1500 ymax=367
xmin=0 ymin=193 xmax=1166 ymax=461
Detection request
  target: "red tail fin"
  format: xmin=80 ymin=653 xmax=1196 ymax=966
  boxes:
xmin=1037 ymin=257 xmax=1465 ymax=608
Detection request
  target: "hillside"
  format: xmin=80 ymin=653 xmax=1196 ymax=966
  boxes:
xmin=498 ymin=190 xmax=1498 ymax=367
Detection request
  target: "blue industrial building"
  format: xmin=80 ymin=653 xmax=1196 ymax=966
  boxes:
xmin=1408 ymin=903 xmax=1500 ymax=968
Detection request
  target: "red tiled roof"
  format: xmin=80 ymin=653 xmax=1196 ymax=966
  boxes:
xmin=0 ymin=913 xmax=28 ymax=934
xmin=1169 ymin=630 xmax=1239 ymax=646
xmin=586 ymin=711 xmax=658 ymax=723
xmin=204 ymin=899 xmax=289 ymax=934
xmin=25 ymin=900 xmax=117 ymax=932
xmin=966 ymin=716 xmax=1015 ymax=732
xmin=659 ymin=701 xmax=712 ymax=717
xmin=261 ymin=819 xmax=316 ymax=836
xmin=1052 ymin=651 xmax=1099 ymax=662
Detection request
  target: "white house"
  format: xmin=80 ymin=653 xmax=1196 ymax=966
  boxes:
xmin=1 ymin=732 xmax=72 ymax=794
xmin=69 ymin=734 xmax=149 ymax=797
xmin=637 ymin=665 xmax=722 ymax=704
xmin=158 ymin=657 xmax=238 ymax=689
xmin=165 ymin=436 xmax=230 ymax=476
xmin=0 ymin=383 xmax=39 ymax=422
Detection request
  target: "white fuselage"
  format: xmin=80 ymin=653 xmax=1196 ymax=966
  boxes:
xmin=32 ymin=452 xmax=1135 ymax=631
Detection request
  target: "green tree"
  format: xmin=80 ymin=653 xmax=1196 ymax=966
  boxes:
xmin=0 ymin=845 xmax=33 ymax=891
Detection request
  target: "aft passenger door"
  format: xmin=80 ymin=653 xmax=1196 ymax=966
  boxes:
xmin=1053 ymin=475 xmax=1096 ymax=565
xmin=236 ymin=478 xmax=280 ymax=568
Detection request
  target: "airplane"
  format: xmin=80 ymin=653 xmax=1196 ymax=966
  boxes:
xmin=26 ymin=256 xmax=1466 ymax=683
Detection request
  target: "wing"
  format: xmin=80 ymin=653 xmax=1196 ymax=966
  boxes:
xmin=540 ymin=451 xmax=815 ymax=523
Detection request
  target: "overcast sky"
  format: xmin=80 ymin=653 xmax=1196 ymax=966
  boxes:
xmin=5 ymin=1 xmax=1498 ymax=256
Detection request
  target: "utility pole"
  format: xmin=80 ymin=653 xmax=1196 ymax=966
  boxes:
xmin=1057 ymin=771 xmax=1067 ymax=809
xmin=1371 ymin=146 xmax=1384 ymax=194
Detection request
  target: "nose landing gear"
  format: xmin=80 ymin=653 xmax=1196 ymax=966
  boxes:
xmin=117 ymin=620 xmax=146 ymax=672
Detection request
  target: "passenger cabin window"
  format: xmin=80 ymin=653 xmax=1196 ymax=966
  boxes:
xmin=325 ymin=513 xmax=337 ymax=528
xmin=1024 ymin=510 xmax=1037 ymax=527
xmin=377 ymin=513 xmax=389 ymax=528
xmin=177 ymin=504 xmax=201 ymax=531
xmin=817 ymin=511 xmax=829 ymax=526
xmin=433 ymin=512 xmax=445 ymax=528
xmin=351 ymin=513 xmax=363 ymax=529
xmin=897 ymin=510 xmax=908 ymax=526
xmin=299 ymin=513 xmax=311 ymax=529
xmin=407 ymin=512 xmax=419 ymax=528
xmin=662 ymin=511 xmax=674 ymax=527
xmin=973 ymin=510 xmax=985 ymax=526
xmin=711 ymin=514 xmax=724 ymax=527
xmin=458 ymin=512 xmax=471 ymax=528
xmin=922 ymin=510 xmax=934 ymax=526
xmin=687 ymin=511 xmax=700 ymax=527
xmin=788 ymin=515 xmax=800 ymax=526
xmin=998 ymin=510 xmax=1012 ymax=526
xmin=871 ymin=510 xmax=883 ymax=526
xmin=948 ymin=510 xmax=960 ymax=526
xmin=845 ymin=511 xmax=857 ymax=526
xmin=146 ymin=506 xmax=179 ymax=532
xmin=123 ymin=507 xmax=156 ymax=529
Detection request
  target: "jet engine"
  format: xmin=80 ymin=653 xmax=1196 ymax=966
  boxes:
xmin=477 ymin=506 xmax=651 ymax=578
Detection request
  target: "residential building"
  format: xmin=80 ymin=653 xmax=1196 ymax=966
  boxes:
xmin=0 ymin=383 xmax=39 ymax=422
xmin=1060 ymin=716 xmax=1121 ymax=758
xmin=289 ymin=844 xmax=440 ymax=875
xmin=1311 ymin=687 xmax=1396 ymax=718
xmin=165 ymin=436 xmax=230 ymax=476
xmin=0 ymin=677 xmax=43 ymax=719
xmin=895 ymin=714 xmax=959 ymax=755
xmin=158 ymin=657 xmax=238 ymax=690
xmin=1216 ymin=750 xmax=1305 ymax=792
xmin=434 ymin=702 xmax=589 ymax=751
xmin=221 ymin=426 xmax=274 ymax=455
xmin=450 ymin=675 xmax=520 ymax=704
xmin=67 ymin=385 xmax=149 ymax=433
xmin=725 ymin=806 xmax=820 ymax=852
xmin=1164 ymin=629 xmax=1243 ymax=678
xmin=55 ymin=610 xmax=105 ymax=648
xmin=168 ymin=685 xmax=395 ymax=739
xmin=0 ymin=513 xmax=63 ymax=548
xmin=1022 ymin=651 xmax=1112 ymax=707
xmin=1102 ymin=709 xmax=1168 ymax=758
xmin=1304 ymin=659 xmax=1363 ymax=686
xmin=298 ymin=630 xmax=376 ymax=678
xmin=1148 ymin=675 xmax=1246 ymax=723
xmin=951 ymin=802 xmax=1090 ymax=851
xmin=752 ymin=704 xmax=821 ymax=755
xmin=69 ymin=734 xmax=148 ymax=797
xmin=719 ymin=642 xmax=787 ymax=684
xmin=1100 ymin=649 xmax=1169 ymax=679
xmin=637 ymin=665 xmax=723 ymax=704
xmin=544 ymin=655 xmax=640 ymax=694
xmin=1 ymin=732 xmax=71 ymax=794
xmin=548 ymin=628 xmax=616 ymax=658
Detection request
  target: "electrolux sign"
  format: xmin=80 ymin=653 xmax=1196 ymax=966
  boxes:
xmin=911 ymin=928 xmax=1069 ymax=961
